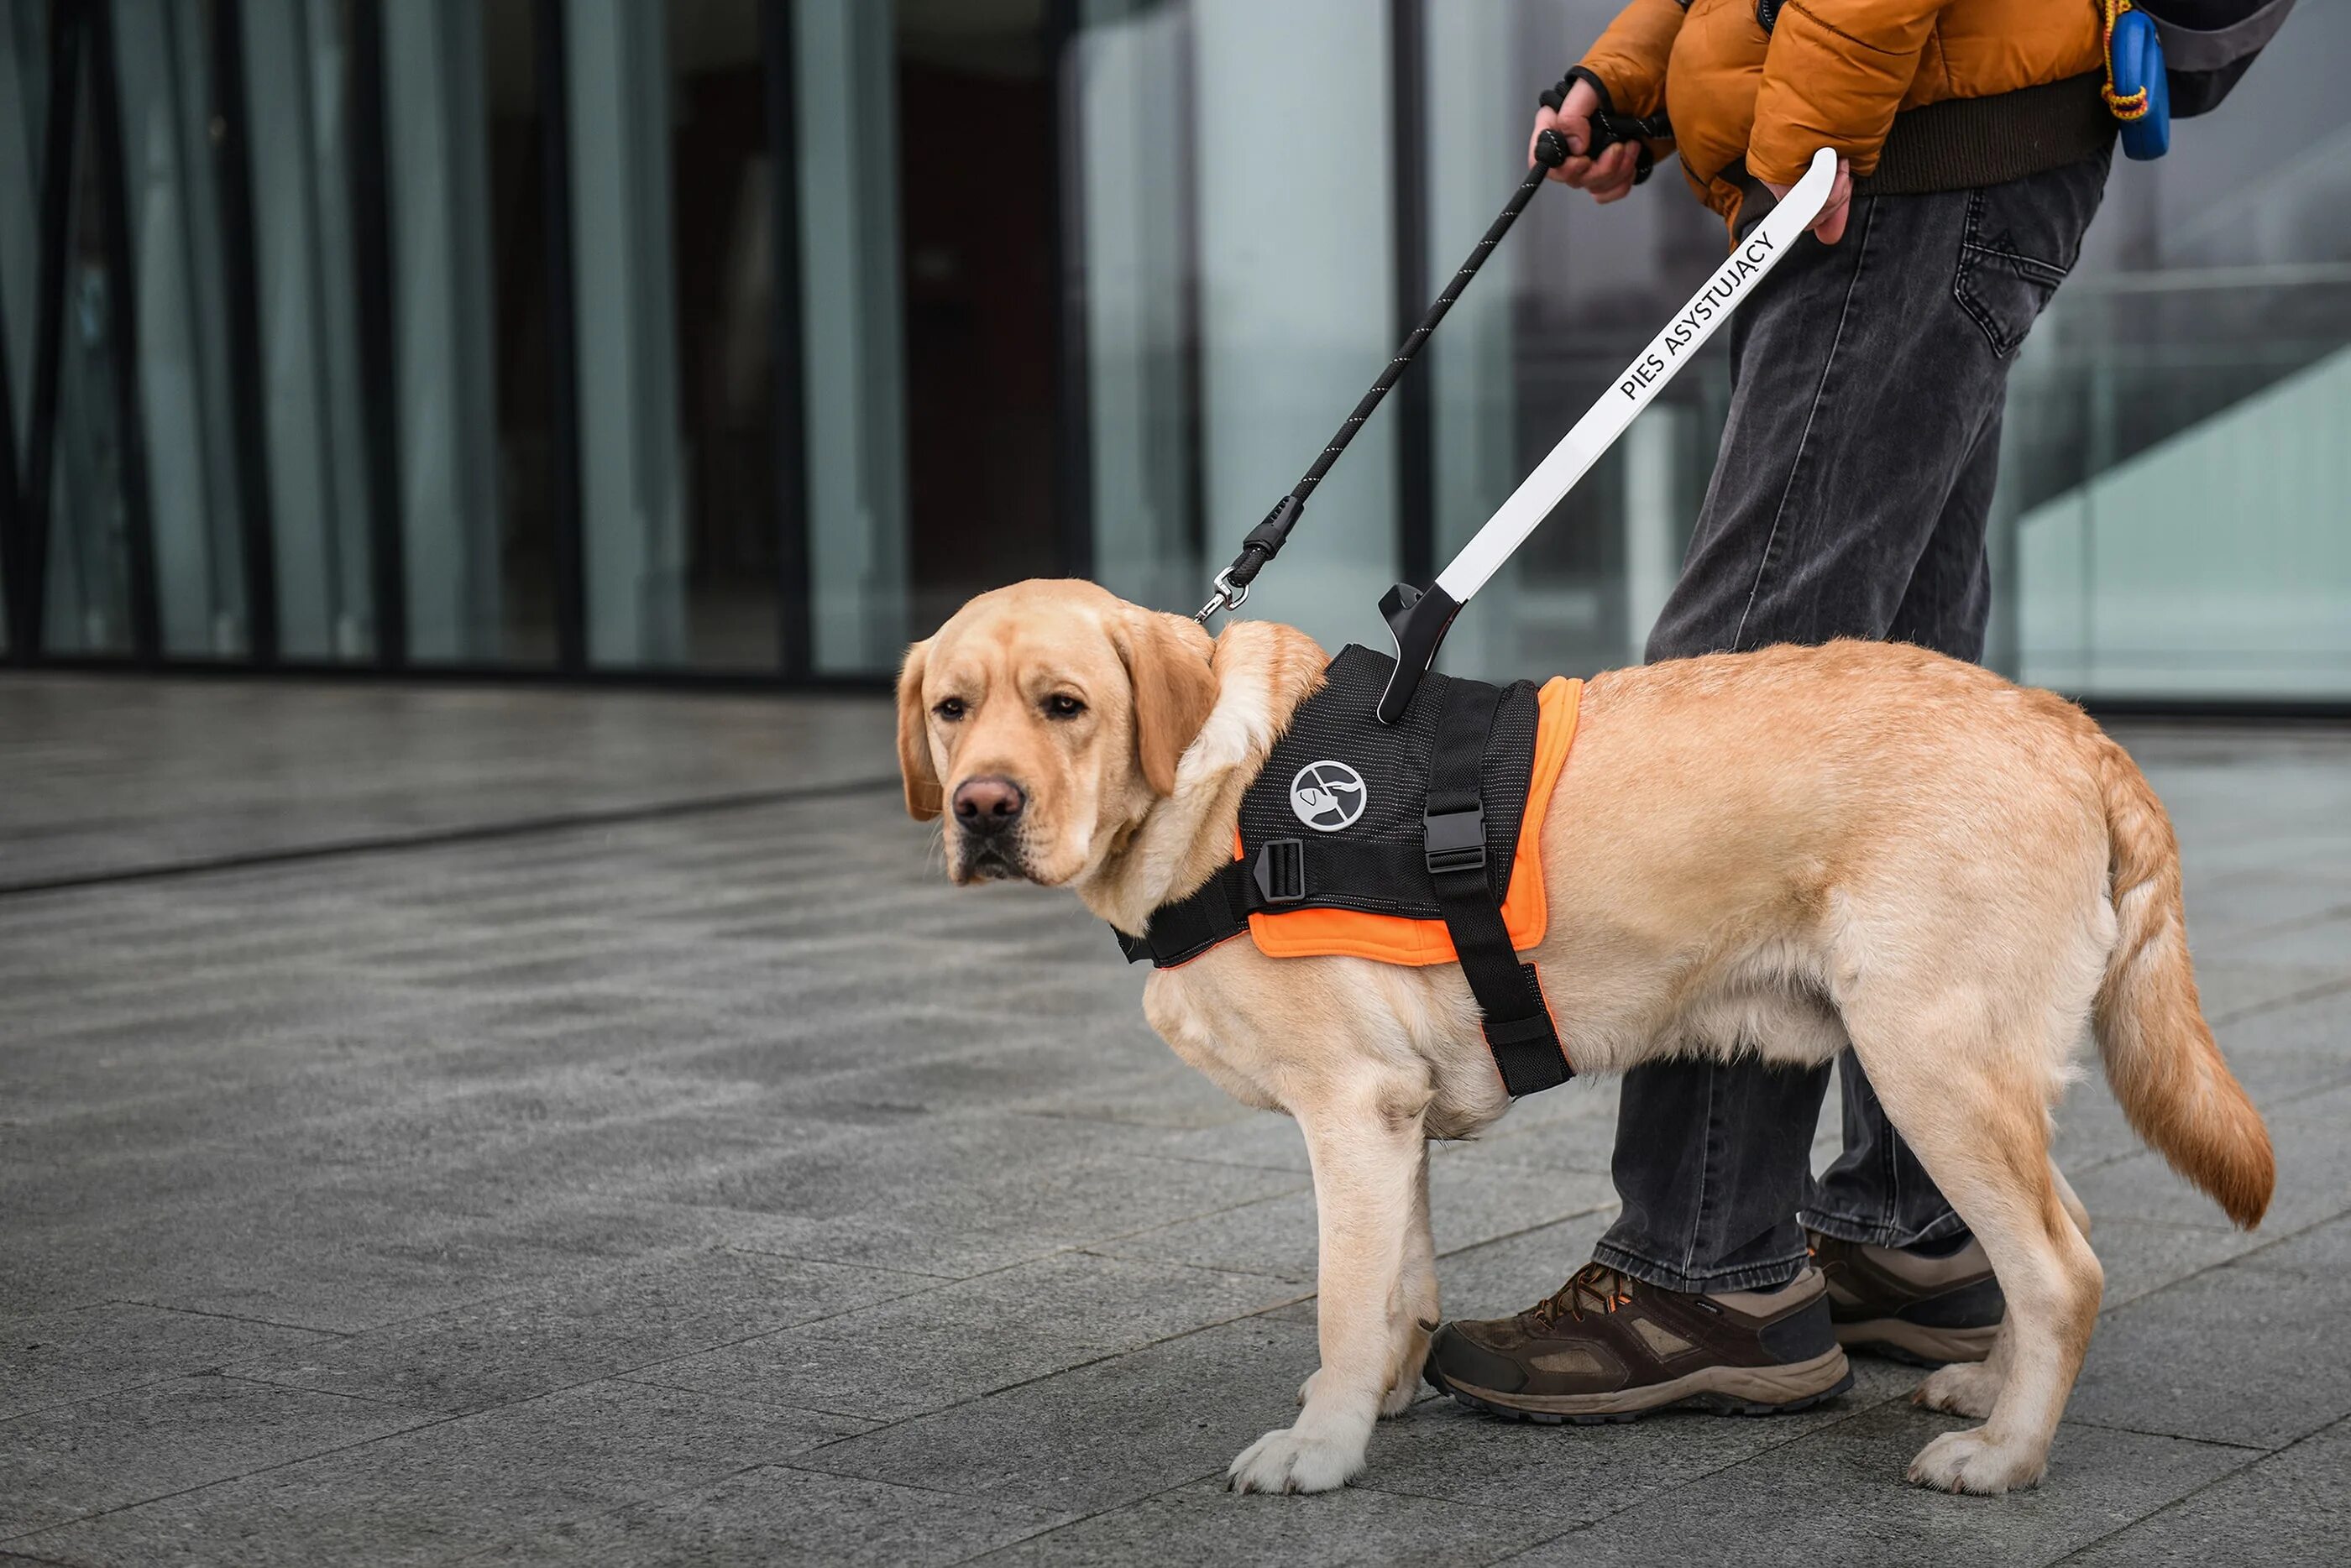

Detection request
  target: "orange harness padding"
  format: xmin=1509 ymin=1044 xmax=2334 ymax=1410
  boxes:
xmin=1113 ymin=645 xmax=1580 ymax=1097
xmin=1244 ymin=675 xmax=1583 ymax=965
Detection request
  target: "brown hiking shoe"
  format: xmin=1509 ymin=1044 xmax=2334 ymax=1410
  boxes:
xmin=1424 ymin=1262 xmax=1851 ymax=1423
xmin=1809 ymin=1232 xmax=2004 ymax=1366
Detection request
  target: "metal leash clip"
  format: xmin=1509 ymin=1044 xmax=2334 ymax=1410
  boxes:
xmin=1194 ymin=567 xmax=1249 ymax=625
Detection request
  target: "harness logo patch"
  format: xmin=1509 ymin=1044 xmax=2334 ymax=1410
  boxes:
xmin=1290 ymin=760 xmax=1368 ymax=832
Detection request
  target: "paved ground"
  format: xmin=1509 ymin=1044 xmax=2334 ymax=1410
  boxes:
xmin=2 ymin=674 xmax=2347 ymax=1566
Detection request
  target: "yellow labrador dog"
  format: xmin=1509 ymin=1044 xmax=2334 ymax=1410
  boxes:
xmin=895 ymin=578 xmax=2272 ymax=1497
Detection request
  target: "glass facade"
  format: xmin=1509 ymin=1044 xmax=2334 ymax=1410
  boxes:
xmin=3 ymin=0 xmax=2346 ymax=703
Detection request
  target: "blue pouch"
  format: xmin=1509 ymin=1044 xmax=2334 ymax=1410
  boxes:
xmin=2111 ymin=7 xmax=2172 ymax=159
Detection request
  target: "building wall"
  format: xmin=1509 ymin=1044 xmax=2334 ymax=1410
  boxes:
xmin=2 ymin=0 xmax=2345 ymax=703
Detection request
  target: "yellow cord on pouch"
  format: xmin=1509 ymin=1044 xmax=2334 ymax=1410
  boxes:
xmin=2103 ymin=0 xmax=2151 ymax=121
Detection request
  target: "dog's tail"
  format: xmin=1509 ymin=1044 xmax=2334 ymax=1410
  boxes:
xmin=2089 ymin=733 xmax=2274 ymax=1229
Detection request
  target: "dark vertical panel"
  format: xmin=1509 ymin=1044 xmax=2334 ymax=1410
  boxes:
xmin=535 ymin=0 xmax=584 ymax=672
xmin=1045 ymin=0 xmax=1092 ymax=581
xmin=1388 ymin=0 xmax=1432 ymax=586
xmin=1173 ymin=2 xmax=1204 ymax=570
xmin=87 ymin=0 xmax=160 ymax=663
xmin=345 ymin=0 xmax=405 ymax=665
xmin=209 ymin=0 xmax=279 ymax=662
xmin=13 ymin=0 xmax=81 ymax=663
xmin=0 ymin=252 xmax=18 ymax=656
xmin=761 ymin=0 xmax=809 ymax=677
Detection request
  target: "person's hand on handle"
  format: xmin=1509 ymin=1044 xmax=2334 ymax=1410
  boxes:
xmin=1527 ymin=78 xmax=1640 ymax=205
xmin=1762 ymin=158 xmax=1855 ymax=243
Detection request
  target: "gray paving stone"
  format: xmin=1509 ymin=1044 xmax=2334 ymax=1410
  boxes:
xmin=1121 ymin=1114 xmax=1314 ymax=1173
xmin=0 ymin=675 xmax=895 ymax=887
xmin=0 ymin=1304 xmax=343 ymax=1421
xmin=2186 ymin=870 xmax=2351 ymax=948
xmin=996 ymin=1054 xmax=1271 ymax=1132
xmin=2064 ymin=1417 xmax=2351 ymax=1566
xmin=15 ymin=983 xmax=442 ymax=1067
xmin=645 ymin=1116 xmax=1311 ymax=1280
xmin=2069 ymin=1256 xmax=2351 ymax=1450
xmin=791 ymin=1318 xmax=1319 ymax=1514
xmin=2208 ymin=912 xmax=2351 ymax=973
xmin=2193 ymin=962 xmax=2350 ymax=1025
xmin=1364 ymin=1357 xmax=1917 ymax=1532
xmin=1095 ymin=1162 xmax=1619 ymax=1284
xmin=0 ymin=1375 xmax=428 ymax=1539
xmin=8 ymin=1381 xmax=866 ymax=1568
xmin=2050 ymin=1085 xmax=2153 ymax=1174
xmin=1494 ymin=1404 xmax=2252 ymax=1567
xmin=3 ymin=687 xmax=2343 ymax=1564
xmin=2236 ymin=1214 xmax=2351 ymax=1278
xmin=652 ymin=1008 xmax=1075 ymax=1089
xmin=347 ymin=1105 xmax=856 ymax=1222
xmin=227 ymin=1249 xmax=928 ymax=1414
xmin=471 ymin=1466 xmax=1070 ymax=1567
xmin=2084 ymin=1218 xmax=2264 ymax=1310
xmin=644 ymin=1252 xmax=1302 ymax=1421
xmin=1020 ymin=1096 xmax=1310 ymax=1174
xmin=2067 ymin=1088 xmax=2351 ymax=1236
xmin=0 ymin=1069 xmax=761 ymax=1200
xmin=0 ymin=1194 xmax=652 ymax=1334
xmin=981 ymin=1477 xmax=1554 ymax=1567
xmin=1435 ymin=1109 xmax=1621 ymax=1177
xmin=778 ymin=1040 xmax=1182 ymax=1126
xmin=2229 ymin=980 xmax=2351 ymax=1055
xmin=2173 ymin=1001 xmax=2351 ymax=1139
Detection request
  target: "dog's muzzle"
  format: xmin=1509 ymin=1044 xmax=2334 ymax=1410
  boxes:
xmin=951 ymin=775 xmax=1030 ymax=882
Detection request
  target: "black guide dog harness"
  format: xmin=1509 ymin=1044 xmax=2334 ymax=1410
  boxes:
xmin=1116 ymin=645 xmax=1574 ymax=1098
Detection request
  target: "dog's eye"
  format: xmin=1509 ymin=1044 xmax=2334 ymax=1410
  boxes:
xmin=934 ymin=698 xmax=966 ymax=721
xmin=1045 ymin=694 xmax=1085 ymax=719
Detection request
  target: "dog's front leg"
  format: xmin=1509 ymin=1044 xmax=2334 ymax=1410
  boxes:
xmin=1229 ymin=1081 xmax=1427 ymax=1494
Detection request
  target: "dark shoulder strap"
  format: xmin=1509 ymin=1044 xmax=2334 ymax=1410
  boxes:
xmin=1426 ymin=680 xmax=1572 ymax=1096
xmin=1115 ymin=835 xmax=1441 ymax=967
xmin=1113 ymin=859 xmax=1254 ymax=967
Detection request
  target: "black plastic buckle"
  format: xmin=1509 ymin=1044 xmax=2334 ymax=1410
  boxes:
xmin=1423 ymin=808 xmax=1486 ymax=875
xmin=1253 ymin=839 xmax=1307 ymax=906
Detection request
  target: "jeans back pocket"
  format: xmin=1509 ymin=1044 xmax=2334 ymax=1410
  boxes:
xmin=1951 ymin=153 xmax=2111 ymax=360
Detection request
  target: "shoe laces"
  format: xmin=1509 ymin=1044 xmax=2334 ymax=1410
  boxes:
xmin=1532 ymin=1262 xmax=1636 ymax=1327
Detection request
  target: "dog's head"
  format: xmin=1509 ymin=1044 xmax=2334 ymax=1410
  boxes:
xmin=897 ymin=580 xmax=1219 ymax=886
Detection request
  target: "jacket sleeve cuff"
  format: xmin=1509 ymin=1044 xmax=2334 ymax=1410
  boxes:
xmin=1575 ymin=0 xmax=1684 ymax=119
xmin=1749 ymin=0 xmax=1933 ymax=180
xmin=1743 ymin=146 xmax=1816 ymax=188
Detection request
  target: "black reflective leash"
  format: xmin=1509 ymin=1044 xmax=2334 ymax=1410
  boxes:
xmin=1192 ymin=86 xmax=1670 ymax=624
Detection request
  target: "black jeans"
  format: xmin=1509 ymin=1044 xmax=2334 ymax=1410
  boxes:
xmin=1594 ymin=152 xmax=2111 ymax=1294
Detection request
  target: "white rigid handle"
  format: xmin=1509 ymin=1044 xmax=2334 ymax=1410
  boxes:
xmin=1434 ymin=147 xmax=1840 ymax=604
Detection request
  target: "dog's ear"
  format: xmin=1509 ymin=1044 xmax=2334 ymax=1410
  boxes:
xmin=896 ymin=640 xmax=943 ymax=821
xmin=1116 ymin=609 xmax=1218 ymax=797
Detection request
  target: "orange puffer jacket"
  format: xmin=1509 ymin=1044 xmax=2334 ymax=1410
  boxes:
xmin=1583 ymin=0 xmax=2111 ymax=234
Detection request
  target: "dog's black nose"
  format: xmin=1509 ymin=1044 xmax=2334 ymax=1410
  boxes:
xmin=952 ymin=776 xmax=1024 ymax=833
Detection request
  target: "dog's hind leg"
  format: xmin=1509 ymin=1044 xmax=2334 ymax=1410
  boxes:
xmin=1384 ymin=1144 xmax=1439 ymax=1418
xmin=1915 ymin=1319 xmax=2010 ymax=1420
xmin=2051 ymin=1157 xmax=2091 ymax=1239
xmin=1845 ymin=1000 xmax=2102 ymax=1496
xmin=1230 ymin=1069 xmax=1430 ymax=1494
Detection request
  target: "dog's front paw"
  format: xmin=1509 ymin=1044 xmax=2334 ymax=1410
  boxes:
xmin=1226 ymin=1424 xmax=1366 ymax=1495
xmin=1912 ymin=1362 xmax=1998 ymax=1419
xmin=1906 ymin=1427 xmax=2046 ymax=1496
